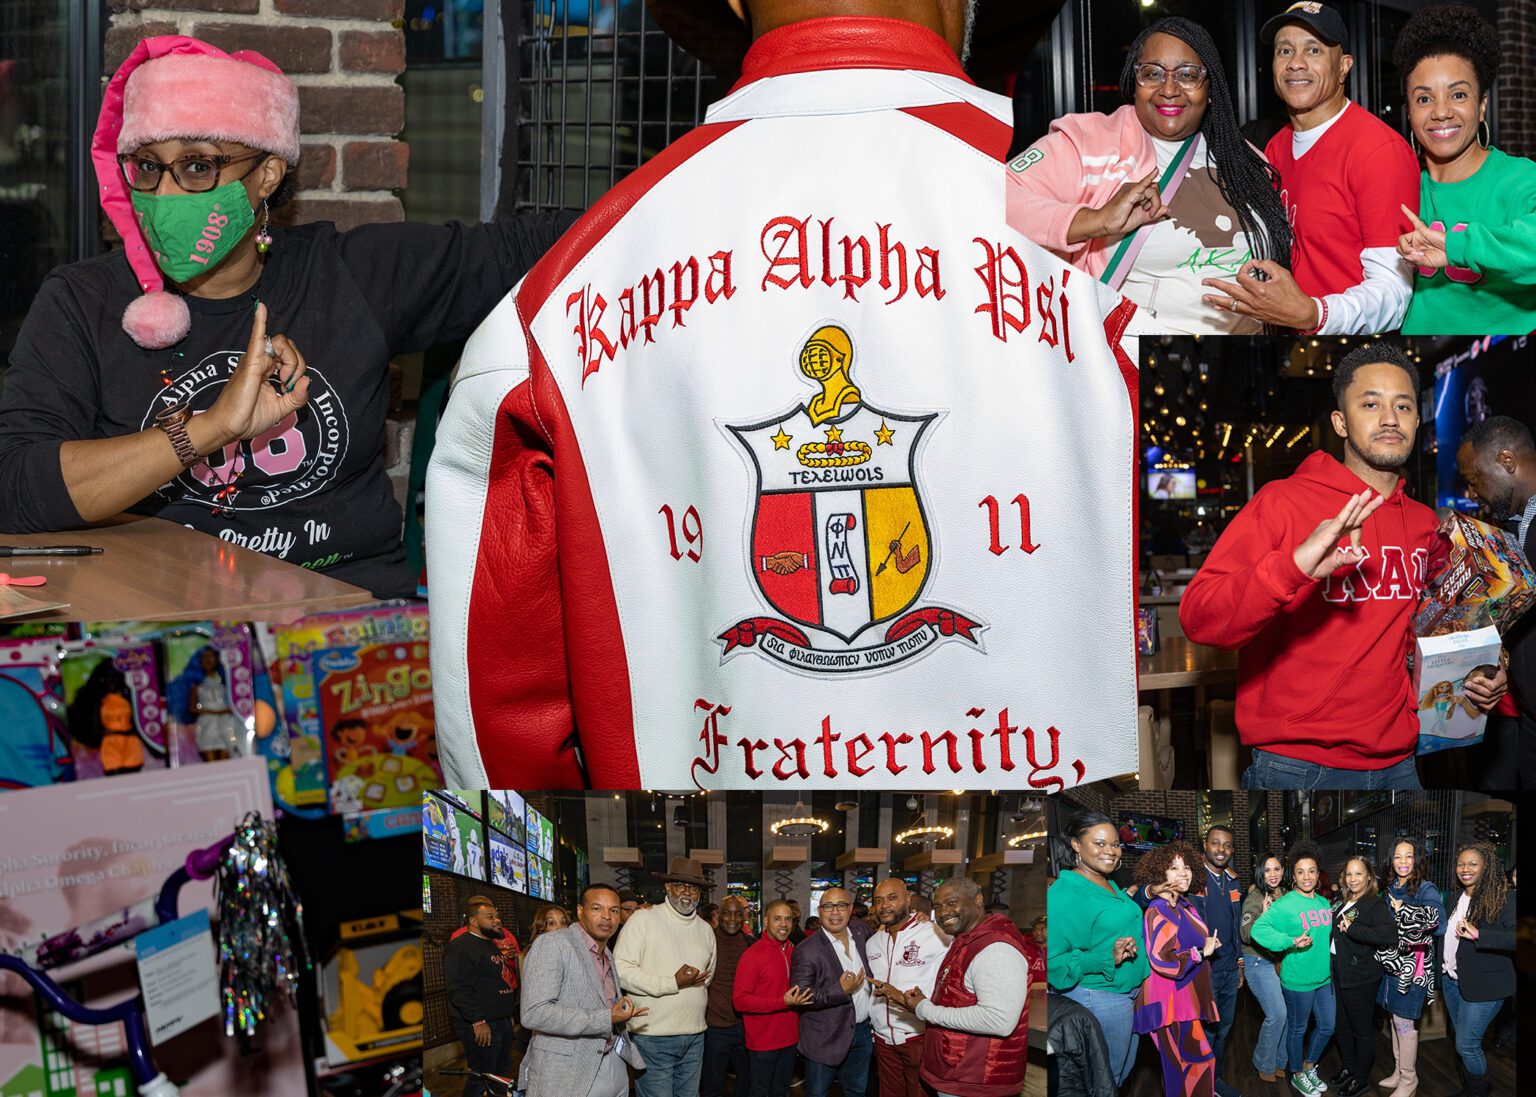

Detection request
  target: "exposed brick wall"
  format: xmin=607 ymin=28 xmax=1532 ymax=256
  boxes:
xmin=1498 ymin=0 xmax=1535 ymax=158
xmin=105 ymin=0 xmax=407 ymax=231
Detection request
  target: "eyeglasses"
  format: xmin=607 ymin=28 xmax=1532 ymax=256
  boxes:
xmin=821 ymin=902 xmax=852 ymax=912
xmin=1134 ymin=63 xmax=1208 ymax=90
xmin=669 ymin=883 xmax=702 ymax=896
xmin=118 ymin=150 xmax=268 ymax=193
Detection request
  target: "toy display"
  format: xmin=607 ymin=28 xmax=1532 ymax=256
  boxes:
xmin=63 ymin=646 xmax=162 ymax=778
xmin=320 ymin=914 xmax=424 ymax=1067
xmin=1416 ymin=513 xmax=1536 ymax=636
xmin=0 ymin=638 xmax=71 ymax=788
xmin=1413 ymin=626 xmax=1502 ymax=755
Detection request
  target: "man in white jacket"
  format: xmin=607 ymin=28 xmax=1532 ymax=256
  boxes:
xmin=613 ymin=857 xmax=719 ymax=1097
xmin=426 ymin=0 xmax=1140 ymax=793
xmin=866 ymin=878 xmax=950 ymax=1097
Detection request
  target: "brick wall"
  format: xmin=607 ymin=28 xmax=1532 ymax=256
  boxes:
xmin=1498 ymin=0 xmax=1535 ymax=158
xmin=105 ymin=0 xmax=407 ymax=231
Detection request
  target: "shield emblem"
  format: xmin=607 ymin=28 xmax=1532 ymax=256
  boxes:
xmin=729 ymin=403 xmax=935 ymax=643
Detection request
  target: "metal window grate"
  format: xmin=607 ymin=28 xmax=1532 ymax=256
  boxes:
xmin=512 ymin=0 xmax=715 ymax=214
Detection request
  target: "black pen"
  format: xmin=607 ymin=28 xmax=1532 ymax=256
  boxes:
xmin=0 ymin=546 xmax=104 ymax=557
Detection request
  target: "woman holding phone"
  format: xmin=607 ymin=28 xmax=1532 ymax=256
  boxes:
xmin=1328 ymin=856 xmax=1396 ymax=1096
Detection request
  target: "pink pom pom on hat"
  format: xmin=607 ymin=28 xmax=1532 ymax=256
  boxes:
xmin=93 ymin=36 xmax=299 ymax=349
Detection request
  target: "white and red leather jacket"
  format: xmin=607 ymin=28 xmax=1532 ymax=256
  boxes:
xmin=427 ymin=17 xmax=1140 ymax=790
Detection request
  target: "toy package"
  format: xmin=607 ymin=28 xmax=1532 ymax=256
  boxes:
xmin=270 ymin=605 xmax=430 ymax=812
xmin=0 ymin=638 xmax=71 ymax=789
xmin=1416 ymin=513 xmax=1536 ymax=637
xmin=1413 ymin=626 xmax=1503 ymax=755
xmin=60 ymin=641 xmax=168 ymax=779
xmin=314 ymin=631 xmax=439 ymax=814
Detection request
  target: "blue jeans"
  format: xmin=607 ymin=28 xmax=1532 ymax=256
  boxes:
xmin=1208 ymin=961 xmax=1239 ymax=1085
xmin=1244 ymin=956 xmax=1288 ymax=1076
xmin=1062 ymin=984 xmax=1138 ymax=1086
xmin=1440 ymin=974 xmax=1505 ymax=1076
xmin=804 ymin=1020 xmax=872 ymax=1097
xmin=633 ymin=1031 xmax=706 ymax=1097
xmin=701 ymin=1022 xmax=749 ymax=1097
xmin=1282 ymin=984 xmax=1335 ymax=1072
xmin=1242 ymin=748 xmax=1422 ymax=790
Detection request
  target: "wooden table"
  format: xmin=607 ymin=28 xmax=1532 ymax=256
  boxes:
xmin=0 ymin=515 xmax=375 ymax=623
xmin=1138 ymin=633 xmax=1238 ymax=691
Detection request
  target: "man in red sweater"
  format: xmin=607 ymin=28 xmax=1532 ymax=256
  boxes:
xmin=1200 ymin=2 xmax=1416 ymax=335
xmin=1181 ymin=341 xmax=1507 ymax=787
xmin=734 ymin=899 xmax=814 ymax=1097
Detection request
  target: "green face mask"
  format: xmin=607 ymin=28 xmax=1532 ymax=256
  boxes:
xmin=130 ymin=180 xmax=255 ymax=283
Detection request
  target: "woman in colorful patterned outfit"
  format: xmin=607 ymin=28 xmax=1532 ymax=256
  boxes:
xmin=1048 ymin=810 xmax=1150 ymax=1089
xmin=1375 ymin=838 xmax=1444 ymax=1097
xmin=1132 ymin=840 xmax=1220 ymax=1097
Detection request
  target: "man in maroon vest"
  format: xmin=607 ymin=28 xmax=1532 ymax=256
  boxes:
xmin=892 ymin=877 xmax=1029 ymax=1097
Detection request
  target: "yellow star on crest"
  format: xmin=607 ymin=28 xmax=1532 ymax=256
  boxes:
xmin=874 ymin=419 xmax=895 ymax=446
xmin=771 ymin=426 xmax=792 ymax=450
xmin=824 ymin=425 xmax=844 ymax=444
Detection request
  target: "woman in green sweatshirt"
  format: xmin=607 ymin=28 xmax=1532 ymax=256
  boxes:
xmin=1251 ymin=841 xmax=1334 ymax=1097
xmin=1395 ymin=6 xmax=1536 ymax=334
xmin=1048 ymin=810 xmax=1151 ymax=1088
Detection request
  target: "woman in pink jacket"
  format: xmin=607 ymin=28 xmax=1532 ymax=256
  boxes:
xmin=1006 ymin=17 xmax=1291 ymax=335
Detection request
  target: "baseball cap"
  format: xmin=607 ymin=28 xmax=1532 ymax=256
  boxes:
xmin=1261 ymin=2 xmax=1351 ymax=54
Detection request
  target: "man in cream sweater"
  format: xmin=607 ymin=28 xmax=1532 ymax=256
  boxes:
xmin=613 ymin=857 xmax=719 ymax=1097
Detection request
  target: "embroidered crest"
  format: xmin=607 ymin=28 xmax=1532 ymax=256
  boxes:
xmin=899 ymin=940 xmax=924 ymax=966
xmin=719 ymin=325 xmax=985 ymax=675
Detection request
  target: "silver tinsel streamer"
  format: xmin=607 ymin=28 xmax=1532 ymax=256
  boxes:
xmin=215 ymin=812 xmax=307 ymax=1040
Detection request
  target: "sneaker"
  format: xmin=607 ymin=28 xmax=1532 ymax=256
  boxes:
xmin=1307 ymin=1068 xmax=1329 ymax=1093
xmin=1292 ymin=1072 xmax=1321 ymax=1096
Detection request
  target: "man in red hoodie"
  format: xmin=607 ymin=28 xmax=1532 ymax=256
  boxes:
xmin=733 ymin=899 xmax=814 ymax=1097
xmin=1181 ymin=341 xmax=1506 ymax=788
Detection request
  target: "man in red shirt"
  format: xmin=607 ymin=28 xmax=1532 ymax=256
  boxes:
xmin=733 ymin=899 xmax=814 ymax=1097
xmin=1180 ymin=341 xmax=1507 ymax=787
xmin=1200 ymin=2 xmax=1416 ymax=335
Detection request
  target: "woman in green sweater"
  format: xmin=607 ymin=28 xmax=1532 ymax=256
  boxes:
xmin=1048 ymin=809 xmax=1151 ymax=1088
xmin=1251 ymin=841 xmax=1334 ymax=1097
xmin=1394 ymin=5 xmax=1536 ymax=334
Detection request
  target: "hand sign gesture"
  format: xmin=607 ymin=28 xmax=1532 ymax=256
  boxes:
xmin=1112 ymin=936 xmax=1139 ymax=965
xmin=1203 ymin=932 xmax=1219 ymax=958
xmin=1292 ymin=932 xmax=1313 ymax=951
xmin=209 ymin=301 xmax=310 ymax=443
xmin=1293 ymin=490 xmax=1385 ymax=579
xmin=838 ymin=969 xmax=866 ymax=995
xmin=1397 ymin=205 xmax=1449 ymax=270
xmin=611 ymin=996 xmax=648 ymax=1024
xmin=1094 ymin=170 xmax=1171 ymax=238
xmin=783 ymin=985 xmax=815 ymax=1007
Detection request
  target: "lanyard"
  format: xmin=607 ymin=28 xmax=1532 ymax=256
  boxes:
xmin=1099 ymin=133 xmax=1202 ymax=291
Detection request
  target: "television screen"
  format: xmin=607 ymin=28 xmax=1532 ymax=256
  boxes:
xmin=1146 ymin=469 xmax=1197 ymax=500
xmin=527 ymin=855 xmax=543 ymax=898
xmin=436 ymin=788 xmax=480 ymax=815
xmin=1117 ymin=811 xmax=1186 ymax=852
xmin=525 ymin=804 xmax=555 ymax=861
xmin=488 ymin=789 xmax=527 ymax=844
xmin=423 ymin=792 xmax=486 ymax=878
xmin=538 ymin=857 xmax=556 ymax=900
xmin=489 ymin=831 xmax=527 ymax=893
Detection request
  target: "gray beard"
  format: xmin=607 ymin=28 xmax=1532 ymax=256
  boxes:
xmin=960 ymin=0 xmax=979 ymax=67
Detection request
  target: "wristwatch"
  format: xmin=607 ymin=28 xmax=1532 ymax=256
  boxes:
xmin=155 ymin=404 xmax=201 ymax=469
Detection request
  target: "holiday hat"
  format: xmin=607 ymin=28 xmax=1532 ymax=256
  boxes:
xmin=93 ymin=35 xmax=300 ymax=349
xmin=654 ymin=856 xmax=715 ymax=889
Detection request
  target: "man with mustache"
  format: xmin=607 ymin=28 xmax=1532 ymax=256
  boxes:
xmin=866 ymin=878 xmax=950 ymax=1097
xmin=520 ymin=885 xmax=647 ymax=1097
xmin=892 ymin=876 xmax=1029 ymax=1097
xmin=1182 ymin=341 xmax=1507 ymax=788
xmin=613 ymin=858 xmax=718 ymax=1097
xmin=1201 ymin=2 xmax=1417 ymax=335
xmin=790 ymin=887 xmax=876 ymax=1097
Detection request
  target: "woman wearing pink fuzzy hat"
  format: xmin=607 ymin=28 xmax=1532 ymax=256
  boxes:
xmin=0 ymin=35 xmax=573 ymax=597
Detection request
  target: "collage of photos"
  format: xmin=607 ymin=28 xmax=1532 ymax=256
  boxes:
xmin=0 ymin=0 xmax=1532 ymax=1096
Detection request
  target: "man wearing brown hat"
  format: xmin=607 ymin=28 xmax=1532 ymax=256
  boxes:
xmin=613 ymin=856 xmax=719 ymax=1097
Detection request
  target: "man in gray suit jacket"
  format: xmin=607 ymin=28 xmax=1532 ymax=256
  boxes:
xmin=520 ymin=884 xmax=648 ymax=1097
xmin=790 ymin=887 xmax=875 ymax=1097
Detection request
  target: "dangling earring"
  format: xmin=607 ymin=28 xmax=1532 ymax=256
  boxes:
xmin=255 ymin=198 xmax=273 ymax=254
xmin=1478 ymin=118 xmax=1491 ymax=150
xmin=1408 ymin=131 xmax=1420 ymax=158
